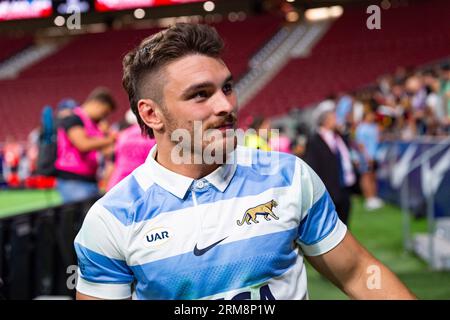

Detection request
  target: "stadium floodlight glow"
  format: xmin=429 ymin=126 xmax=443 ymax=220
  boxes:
xmin=158 ymin=16 xmax=178 ymax=28
xmin=381 ymin=0 xmax=392 ymax=10
xmin=305 ymin=6 xmax=343 ymax=21
xmin=286 ymin=11 xmax=299 ymax=22
xmin=134 ymin=8 xmax=145 ymax=19
xmin=54 ymin=15 xmax=65 ymax=27
xmin=237 ymin=11 xmax=247 ymax=21
xmin=329 ymin=6 xmax=343 ymax=18
xmin=228 ymin=11 xmax=238 ymax=22
xmin=305 ymin=7 xmax=329 ymax=21
xmin=203 ymin=1 xmax=215 ymax=12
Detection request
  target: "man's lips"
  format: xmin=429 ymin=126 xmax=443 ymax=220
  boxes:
xmin=214 ymin=123 xmax=235 ymax=131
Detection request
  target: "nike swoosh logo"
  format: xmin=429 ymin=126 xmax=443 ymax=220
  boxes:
xmin=193 ymin=237 xmax=228 ymax=256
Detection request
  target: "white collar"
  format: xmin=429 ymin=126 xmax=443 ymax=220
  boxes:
xmin=144 ymin=145 xmax=237 ymax=199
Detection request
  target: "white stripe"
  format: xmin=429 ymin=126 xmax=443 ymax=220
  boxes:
xmin=132 ymin=163 xmax=155 ymax=191
xmin=192 ymin=191 xmax=198 ymax=206
xmin=263 ymin=249 xmax=309 ymax=300
xmin=75 ymin=203 xmax=129 ymax=260
xmin=76 ymin=274 xmax=131 ymax=300
xmin=299 ymin=219 xmax=347 ymax=256
xmin=297 ymin=158 xmax=326 ymax=221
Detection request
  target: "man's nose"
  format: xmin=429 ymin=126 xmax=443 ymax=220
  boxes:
xmin=213 ymin=91 xmax=237 ymax=116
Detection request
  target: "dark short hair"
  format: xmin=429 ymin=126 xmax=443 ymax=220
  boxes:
xmin=122 ymin=23 xmax=225 ymax=138
xmin=85 ymin=87 xmax=117 ymax=111
xmin=249 ymin=115 xmax=266 ymax=130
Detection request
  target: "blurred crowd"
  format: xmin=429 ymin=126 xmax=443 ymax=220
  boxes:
xmin=341 ymin=62 xmax=450 ymax=140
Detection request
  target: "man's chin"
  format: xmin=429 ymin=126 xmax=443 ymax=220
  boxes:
xmin=201 ymin=136 xmax=237 ymax=164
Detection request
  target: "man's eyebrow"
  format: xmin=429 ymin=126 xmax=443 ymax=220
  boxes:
xmin=181 ymin=74 xmax=234 ymax=98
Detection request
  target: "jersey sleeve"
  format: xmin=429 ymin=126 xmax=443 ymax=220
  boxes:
xmin=296 ymin=159 xmax=347 ymax=256
xmin=59 ymin=114 xmax=84 ymax=132
xmin=74 ymin=202 xmax=134 ymax=299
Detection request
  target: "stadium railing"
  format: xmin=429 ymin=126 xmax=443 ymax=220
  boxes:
xmin=377 ymin=137 xmax=450 ymax=270
xmin=0 ymin=197 xmax=98 ymax=300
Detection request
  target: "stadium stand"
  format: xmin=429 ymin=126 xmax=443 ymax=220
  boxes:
xmin=0 ymin=35 xmax=33 ymax=63
xmin=0 ymin=14 xmax=282 ymax=142
xmin=240 ymin=0 xmax=450 ymax=119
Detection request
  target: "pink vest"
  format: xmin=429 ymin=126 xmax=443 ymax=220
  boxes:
xmin=269 ymin=135 xmax=292 ymax=154
xmin=106 ymin=124 xmax=155 ymax=191
xmin=55 ymin=107 xmax=103 ymax=177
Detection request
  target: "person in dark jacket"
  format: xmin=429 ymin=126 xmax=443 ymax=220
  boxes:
xmin=304 ymin=103 xmax=356 ymax=226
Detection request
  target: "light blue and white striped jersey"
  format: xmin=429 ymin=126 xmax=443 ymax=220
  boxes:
xmin=74 ymin=145 xmax=347 ymax=300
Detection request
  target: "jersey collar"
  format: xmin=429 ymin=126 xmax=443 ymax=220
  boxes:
xmin=144 ymin=145 xmax=237 ymax=199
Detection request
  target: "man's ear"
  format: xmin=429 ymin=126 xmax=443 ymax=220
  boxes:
xmin=138 ymin=99 xmax=164 ymax=133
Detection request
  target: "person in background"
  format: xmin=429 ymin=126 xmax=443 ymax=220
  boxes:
xmin=440 ymin=64 xmax=450 ymax=132
xmin=335 ymin=93 xmax=353 ymax=133
xmin=106 ymin=110 xmax=156 ymax=191
xmin=57 ymin=98 xmax=78 ymax=119
xmin=2 ymin=136 xmax=23 ymax=188
xmin=268 ymin=126 xmax=292 ymax=154
xmin=55 ymin=88 xmax=117 ymax=203
xmin=0 ymin=148 xmax=5 ymax=188
xmin=244 ymin=115 xmax=271 ymax=151
xmin=355 ymin=111 xmax=384 ymax=211
xmin=405 ymin=75 xmax=428 ymax=135
xmin=304 ymin=103 xmax=356 ymax=226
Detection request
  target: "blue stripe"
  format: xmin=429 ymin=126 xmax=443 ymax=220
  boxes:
xmin=101 ymin=174 xmax=145 ymax=226
xmin=132 ymin=185 xmax=195 ymax=223
xmin=250 ymin=149 xmax=292 ymax=172
xmin=195 ymin=155 xmax=296 ymax=206
xmin=297 ymin=191 xmax=338 ymax=246
xmin=130 ymin=228 xmax=298 ymax=300
xmin=74 ymin=243 xmax=134 ymax=284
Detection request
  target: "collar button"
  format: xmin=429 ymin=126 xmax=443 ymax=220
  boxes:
xmin=196 ymin=180 xmax=205 ymax=189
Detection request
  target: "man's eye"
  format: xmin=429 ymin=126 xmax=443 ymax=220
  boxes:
xmin=193 ymin=91 xmax=209 ymax=99
xmin=223 ymin=83 xmax=233 ymax=95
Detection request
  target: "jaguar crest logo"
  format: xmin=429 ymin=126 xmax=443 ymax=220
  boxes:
xmin=237 ymin=200 xmax=279 ymax=226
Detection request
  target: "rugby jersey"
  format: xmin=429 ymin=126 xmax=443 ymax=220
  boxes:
xmin=74 ymin=145 xmax=347 ymax=300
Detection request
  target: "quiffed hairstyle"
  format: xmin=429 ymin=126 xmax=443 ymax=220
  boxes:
xmin=122 ymin=23 xmax=225 ymax=138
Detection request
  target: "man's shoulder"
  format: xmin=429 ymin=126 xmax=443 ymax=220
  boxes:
xmin=58 ymin=114 xmax=83 ymax=130
xmin=96 ymin=166 xmax=153 ymax=226
xmin=233 ymin=145 xmax=300 ymax=176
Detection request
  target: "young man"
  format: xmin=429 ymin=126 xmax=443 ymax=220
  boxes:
xmin=74 ymin=23 xmax=415 ymax=300
xmin=55 ymin=87 xmax=117 ymax=203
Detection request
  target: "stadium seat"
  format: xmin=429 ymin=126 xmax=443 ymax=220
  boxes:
xmin=0 ymin=35 xmax=33 ymax=63
xmin=241 ymin=0 xmax=450 ymax=119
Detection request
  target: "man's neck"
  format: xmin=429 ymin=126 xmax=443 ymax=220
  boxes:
xmin=81 ymin=103 xmax=94 ymax=120
xmin=154 ymin=140 xmax=221 ymax=179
